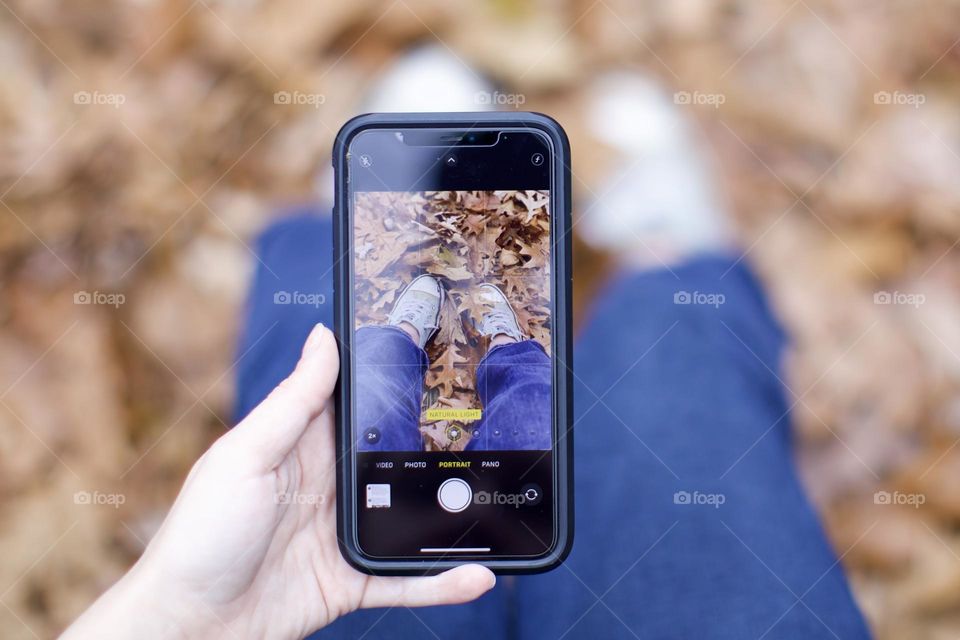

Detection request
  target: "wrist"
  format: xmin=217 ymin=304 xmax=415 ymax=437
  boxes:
xmin=61 ymin=561 xmax=216 ymax=640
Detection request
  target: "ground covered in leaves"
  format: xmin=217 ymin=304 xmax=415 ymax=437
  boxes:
xmin=2 ymin=1 xmax=960 ymax=638
xmin=354 ymin=190 xmax=551 ymax=450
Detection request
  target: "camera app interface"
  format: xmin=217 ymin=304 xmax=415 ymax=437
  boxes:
xmin=348 ymin=128 xmax=556 ymax=558
xmin=353 ymin=189 xmax=551 ymax=453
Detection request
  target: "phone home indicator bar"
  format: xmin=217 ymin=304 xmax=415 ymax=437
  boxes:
xmin=419 ymin=547 xmax=491 ymax=553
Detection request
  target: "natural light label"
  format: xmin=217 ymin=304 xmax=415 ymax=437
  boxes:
xmin=425 ymin=408 xmax=483 ymax=422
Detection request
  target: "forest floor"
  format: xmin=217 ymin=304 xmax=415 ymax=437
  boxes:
xmin=2 ymin=1 xmax=960 ymax=637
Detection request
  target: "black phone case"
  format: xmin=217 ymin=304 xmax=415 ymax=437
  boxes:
xmin=332 ymin=112 xmax=573 ymax=575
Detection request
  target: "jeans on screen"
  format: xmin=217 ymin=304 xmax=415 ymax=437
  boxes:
xmin=354 ymin=325 xmax=551 ymax=452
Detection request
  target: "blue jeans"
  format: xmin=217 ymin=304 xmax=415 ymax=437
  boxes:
xmin=355 ymin=325 xmax=427 ymax=451
xmin=355 ymin=324 xmax=552 ymax=451
xmin=236 ymin=209 xmax=872 ymax=640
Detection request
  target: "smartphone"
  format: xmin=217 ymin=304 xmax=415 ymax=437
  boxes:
xmin=333 ymin=112 xmax=572 ymax=574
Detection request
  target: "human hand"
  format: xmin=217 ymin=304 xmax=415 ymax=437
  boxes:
xmin=62 ymin=323 xmax=495 ymax=640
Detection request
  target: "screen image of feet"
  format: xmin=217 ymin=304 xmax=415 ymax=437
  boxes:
xmin=353 ymin=190 xmax=552 ymax=452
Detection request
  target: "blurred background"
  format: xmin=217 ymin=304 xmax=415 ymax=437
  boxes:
xmin=1 ymin=0 xmax=960 ymax=637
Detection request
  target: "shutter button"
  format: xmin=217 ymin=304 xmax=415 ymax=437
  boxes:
xmin=437 ymin=478 xmax=472 ymax=513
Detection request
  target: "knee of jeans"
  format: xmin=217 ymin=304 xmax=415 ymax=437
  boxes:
xmin=255 ymin=209 xmax=332 ymax=267
xmin=580 ymin=268 xmax=785 ymax=378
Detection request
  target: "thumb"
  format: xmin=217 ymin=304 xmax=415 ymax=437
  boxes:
xmin=229 ymin=323 xmax=339 ymax=468
xmin=359 ymin=565 xmax=497 ymax=610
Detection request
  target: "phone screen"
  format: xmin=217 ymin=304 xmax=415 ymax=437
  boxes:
xmin=345 ymin=127 xmax=557 ymax=560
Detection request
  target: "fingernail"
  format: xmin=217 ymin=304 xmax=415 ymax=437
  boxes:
xmin=303 ymin=323 xmax=326 ymax=355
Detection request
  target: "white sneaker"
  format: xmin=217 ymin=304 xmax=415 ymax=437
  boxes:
xmin=579 ymin=72 xmax=732 ymax=262
xmin=477 ymin=283 xmax=524 ymax=343
xmin=362 ymin=44 xmax=494 ymax=113
xmin=386 ymin=275 xmax=444 ymax=349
